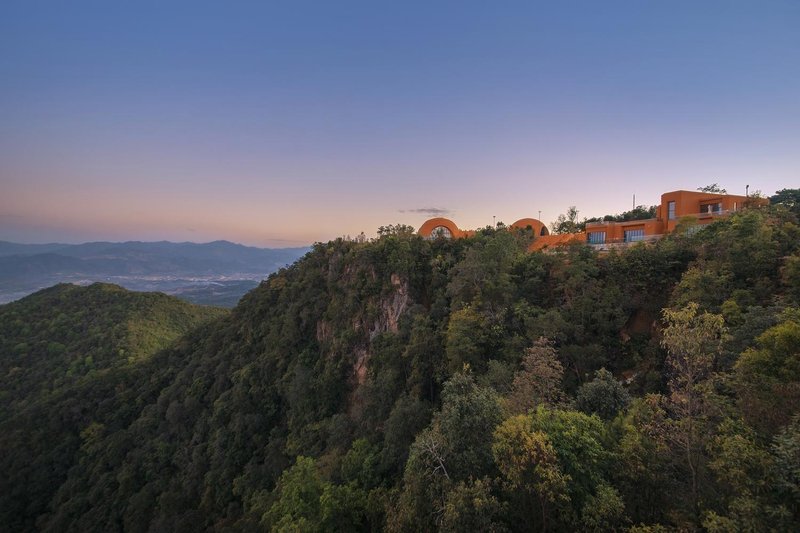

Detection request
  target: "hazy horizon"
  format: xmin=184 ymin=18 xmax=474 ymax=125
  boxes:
xmin=0 ymin=237 xmax=311 ymax=249
xmin=2 ymin=1 xmax=798 ymax=247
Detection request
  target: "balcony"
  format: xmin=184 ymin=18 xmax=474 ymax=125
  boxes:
xmin=693 ymin=209 xmax=732 ymax=219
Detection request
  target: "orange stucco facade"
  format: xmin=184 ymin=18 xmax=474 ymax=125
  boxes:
xmin=584 ymin=190 xmax=767 ymax=246
xmin=417 ymin=190 xmax=768 ymax=252
xmin=658 ymin=190 xmax=763 ymax=233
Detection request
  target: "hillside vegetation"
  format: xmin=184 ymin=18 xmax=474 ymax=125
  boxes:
xmin=0 ymin=284 xmax=227 ymax=530
xmin=2 ymin=205 xmax=800 ymax=532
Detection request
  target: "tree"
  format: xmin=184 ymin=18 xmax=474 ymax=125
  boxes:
xmin=377 ymin=224 xmax=416 ymax=237
xmin=584 ymin=205 xmax=658 ymax=224
xmin=580 ymin=483 xmax=627 ymax=532
xmin=508 ymin=338 xmax=566 ymax=413
xmin=575 ymin=368 xmax=631 ymax=420
xmin=697 ymin=183 xmax=727 ymax=194
xmin=770 ymin=188 xmax=800 ymax=216
xmin=703 ymin=418 xmax=785 ymax=531
xmin=445 ymin=306 xmax=487 ymax=374
xmin=492 ymin=415 xmax=569 ymax=531
xmin=782 ymin=253 xmax=800 ymax=304
xmin=261 ymin=456 xmax=325 ymax=532
xmin=434 ymin=373 xmax=503 ymax=481
xmin=446 ymin=229 xmax=522 ymax=314
xmin=734 ymin=310 xmax=800 ymax=435
xmin=772 ymin=415 xmax=800 ymax=521
xmin=319 ymin=483 xmax=369 ymax=532
xmin=550 ymin=206 xmax=584 ymax=234
xmin=660 ymin=303 xmax=726 ymax=521
xmin=390 ymin=373 xmax=503 ymax=529
xmin=529 ymin=407 xmax=611 ymax=515
xmin=611 ymin=395 xmax=674 ymax=524
xmin=440 ymin=477 xmax=507 ymax=533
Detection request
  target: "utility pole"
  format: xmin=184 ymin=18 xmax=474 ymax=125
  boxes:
xmin=493 ymin=215 xmax=496 ymax=228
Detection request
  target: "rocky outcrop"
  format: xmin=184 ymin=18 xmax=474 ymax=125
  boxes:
xmin=370 ymin=273 xmax=409 ymax=339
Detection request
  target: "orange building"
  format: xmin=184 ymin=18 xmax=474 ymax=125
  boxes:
xmin=584 ymin=190 xmax=766 ymax=249
xmin=417 ymin=190 xmax=768 ymax=252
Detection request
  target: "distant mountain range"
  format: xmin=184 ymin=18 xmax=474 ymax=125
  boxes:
xmin=0 ymin=240 xmax=310 ymax=306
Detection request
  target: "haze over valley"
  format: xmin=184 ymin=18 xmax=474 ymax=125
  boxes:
xmin=0 ymin=240 xmax=308 ymax=306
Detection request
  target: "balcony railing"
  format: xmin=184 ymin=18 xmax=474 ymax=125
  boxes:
xmin=692 ymin=209 xmax=732 ymax=218
xmin=588 ymin=234 xmax=664 ymax=250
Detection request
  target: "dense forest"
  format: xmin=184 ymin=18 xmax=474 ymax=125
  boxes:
xmin=2 ymin=197 xmax=800 ymax=532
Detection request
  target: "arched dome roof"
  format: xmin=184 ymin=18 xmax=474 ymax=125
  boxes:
xmin=510 ymin=218 xmax=549 ymax=236
xmin=418 ymin=217 xmax=464 ymax=239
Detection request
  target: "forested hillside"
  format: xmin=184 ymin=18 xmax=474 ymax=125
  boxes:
xmin=0 ymin=285 xmax=227 ymax=531
xmin=2 ymin=205 xmax=800 ymax=532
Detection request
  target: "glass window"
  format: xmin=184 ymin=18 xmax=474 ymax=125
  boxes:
xmin=624 ymin=228 xmax=645 ymax=242
xmin=429 ymin=226 xmax=452 ymax=239
xmin=668 ymin=201 xmax=676 ymax=220
xmin=588 ymin=231 xmax=606 ymax=244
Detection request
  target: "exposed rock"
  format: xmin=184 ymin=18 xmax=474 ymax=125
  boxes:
xmin=316 ymin=319 xmax=332 ymax=343
xmin=354 ymin=273 xmax=411 ymax=385
xmin=369 ymin=273 xmax=409 ymax=340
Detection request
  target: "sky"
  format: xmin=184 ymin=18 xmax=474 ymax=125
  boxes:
xmin=1 ymin=0 xmax=798 ymax=247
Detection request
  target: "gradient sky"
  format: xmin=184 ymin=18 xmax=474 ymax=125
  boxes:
xmin=1 ymin=1 xmax=798 ymax=247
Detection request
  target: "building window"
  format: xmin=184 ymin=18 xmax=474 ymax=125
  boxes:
xmin=588 ymin=231 xmax=606 ymax=244
xmin=700 ymin=202 xmax=722 ymax=214
xmin=624 ymin=228 xmax=645 ymax=242
xmin=668 ymin=201 xmax=676 ymax=220
xmin=429 ymin=226 xmax=452 ymax=239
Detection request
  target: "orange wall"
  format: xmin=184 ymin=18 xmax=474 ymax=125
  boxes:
xmin=660 ymin=190 xmax=764 ymax=232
